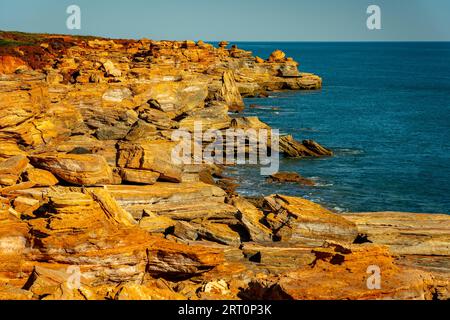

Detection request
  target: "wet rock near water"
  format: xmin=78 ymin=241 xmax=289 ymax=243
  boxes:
xmin=267 ymin=172 xmax=316 ymax=186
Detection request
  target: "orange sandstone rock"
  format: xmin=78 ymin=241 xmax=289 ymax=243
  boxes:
xmin=268 ymin=50 xmax=286 ymax=62
xmin=0 ymin=56 xmax=29 ymax=74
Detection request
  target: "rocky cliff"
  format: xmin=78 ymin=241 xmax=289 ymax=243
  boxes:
xmin=0 ymin=31 xmax=448 ymax=300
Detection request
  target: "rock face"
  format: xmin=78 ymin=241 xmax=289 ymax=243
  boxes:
xmin=279 ymin=136 xmax=333 ymax=157
xmin=0 ymin=31 xmax=448 ymax=300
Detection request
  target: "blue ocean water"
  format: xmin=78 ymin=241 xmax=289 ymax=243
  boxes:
xmin=229 ymin=42 xmax=450 ymax=214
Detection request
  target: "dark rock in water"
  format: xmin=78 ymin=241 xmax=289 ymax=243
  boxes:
xmin=279 ymin=135 xmax=333 ymax=157
xmin=267 ymin=172 xmax=315 ymax=186
xmin=249 ymin=104 xmax=280 ymax=111
xmin=216 ymin=177 xmax=239 ymax=195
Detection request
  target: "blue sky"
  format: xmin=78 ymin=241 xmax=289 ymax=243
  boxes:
xmin=1 ymin=0 xmax=450 ymax=41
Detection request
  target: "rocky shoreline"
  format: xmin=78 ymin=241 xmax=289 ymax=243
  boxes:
xmin=0 ymin=31 xmax=448 ymax=300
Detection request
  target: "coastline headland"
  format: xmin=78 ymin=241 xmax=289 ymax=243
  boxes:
xmin=0 ymin=31 xmax=448 ymax=300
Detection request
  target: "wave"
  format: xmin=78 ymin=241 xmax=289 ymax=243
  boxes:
xmin=309 ymin=177 xmax=333 ymax=187
xmin=334 ymin=148 xmax=365 ymax=156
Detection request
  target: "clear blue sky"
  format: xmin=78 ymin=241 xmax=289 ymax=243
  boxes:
xmin=1 ymin=0 xmax=450 ymax=41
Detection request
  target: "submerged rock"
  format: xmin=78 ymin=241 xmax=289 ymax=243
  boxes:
xmin=267 ymin=172 xmax=316 ymax=186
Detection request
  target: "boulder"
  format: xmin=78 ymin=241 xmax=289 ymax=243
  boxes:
xmin=102 ymin=60 xmax=122 ymax=77
xmin=136 ymin=104 xmax=178 ymax=130
xmin=230 ymin=197 xmax=272 ymax=242
xmin=0 ymin=56 xmax=29 ymax=74
xmin=217 ymin=70 xmax=245 ymax=112
xmin=0 ymin=206 xmax=30 ymax=288
xmin=23 ymin=168 xmax=59 ymax=187
xmin=0 ymin=155 xmax=29 ymax=186
xmin=29 ymin=154 xmax=115 ymax=186
xmin=81 ymin=106 xmax=138 ymax=141
xmin=264 ymin=195 xmax=358 ymax=246
xmin=117 ymin=141 xmax=183 ymax=183
xmin=173 ymin=221 xmax=199 ymax=241
xmin=198 ymin=222 xmax=241 ymax=247
xmin=106 ymin=182 xmax=238 ymax=221
xmin=22 ymin=266 xmax=92 ymax=300
xmin=231 ymin=116 xmax=270 ymax=130
xmin=124 ymin=120 xmax=158 ymax=142
xmin=218 ymin=41 xmax=229 ymax=48
xmin=134 ymin=81 xmax=208 ymax=117
xmin=139 ymin=216 xmax=176 ymax=234
xmin=13 ymin=196 xmax=40 ymax=216
xmin=279 ymin=135 xmax=333 ymax=157
xmin=242 ymin=242 xmax=442 ymax=300
xmin=102 ymin=88 xmax=132 ymax=103
xmin=119 ymin=168 xmax=160 ymax=185
xmin=179 ymin=102 xmax=231 ymax=131
xmin=279 ymin=64 xmax=301 ymax=77
xmin=268 ymin=50 xmax=286 ymax=62
xmin=267 ymin=172 xmax=315 ymax=186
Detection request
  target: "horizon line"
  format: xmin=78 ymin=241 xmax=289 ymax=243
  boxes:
xmin=1 ymin=29 xmax=450 ymax=43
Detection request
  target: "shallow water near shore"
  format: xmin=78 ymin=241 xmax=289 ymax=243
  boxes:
xmin=228 ymin=42 xmax=450 ymax=214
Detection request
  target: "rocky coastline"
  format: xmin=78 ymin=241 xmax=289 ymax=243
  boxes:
xmin=0 ymin=31 xmax=448 ymax=300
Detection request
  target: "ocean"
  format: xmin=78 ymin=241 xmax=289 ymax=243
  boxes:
xmin=228 ymin=42 xmax=450 ymax=214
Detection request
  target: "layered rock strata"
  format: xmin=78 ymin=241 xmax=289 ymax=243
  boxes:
xmin=0 ymin=31 xmax=448 ymax=300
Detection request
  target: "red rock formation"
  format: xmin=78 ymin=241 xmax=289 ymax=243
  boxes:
xmin=0 ymin=32 xmax=448 ymax=300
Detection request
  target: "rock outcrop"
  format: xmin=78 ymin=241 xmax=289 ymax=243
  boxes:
xmin=242 ymin=242 xmax=443 ymax=300
xmin=279 ymin=135 xmax=333 ymax=157
xmin=0 ymin=31 xmax=448 ymax=300
xmin=267 ymin=172 xmax=316 ymax=186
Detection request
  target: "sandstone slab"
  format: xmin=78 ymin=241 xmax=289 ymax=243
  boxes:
xmin=29 ymin=154 xmax=114 ymax=186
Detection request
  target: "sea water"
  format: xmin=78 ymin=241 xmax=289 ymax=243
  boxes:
xmin=229 ymin=42 xmax=450 ymax=214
